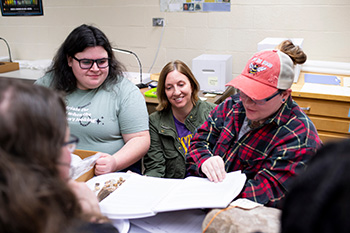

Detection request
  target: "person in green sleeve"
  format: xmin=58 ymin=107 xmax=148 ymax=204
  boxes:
xmin=143 ymin=60 xmax=216 ymax=178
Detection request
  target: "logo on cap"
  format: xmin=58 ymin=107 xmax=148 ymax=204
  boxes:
xmin=248 ymin=63 xmax=266 ymax=75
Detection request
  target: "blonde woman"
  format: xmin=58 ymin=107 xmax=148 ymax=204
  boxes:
xmin=144 ymin=60 xmax=216 ymax=178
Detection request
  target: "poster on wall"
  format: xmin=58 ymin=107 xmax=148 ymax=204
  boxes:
xmin=1 ymin=0 xmax=43 ymax=16
xmin=160 ymin=0 xmax=230 ymax=12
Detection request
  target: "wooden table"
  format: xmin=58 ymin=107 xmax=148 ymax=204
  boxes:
xmin=291 ymin=71 xmax=350 ymax=142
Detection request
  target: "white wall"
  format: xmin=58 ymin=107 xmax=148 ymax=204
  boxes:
xmin=1 ymin=0 xmax=349 ymax=78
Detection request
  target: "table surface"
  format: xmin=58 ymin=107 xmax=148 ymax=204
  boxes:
xmin=291 ymin=71 xmax=350 ymax=102
xmin=0 ymin=68 xmax=44 ymax=80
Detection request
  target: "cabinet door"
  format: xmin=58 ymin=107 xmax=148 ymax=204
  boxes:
xmin=293 ymin=97 xmax=350 ymax=119
xmin=308 ymin=116 xmax=350 ymax=134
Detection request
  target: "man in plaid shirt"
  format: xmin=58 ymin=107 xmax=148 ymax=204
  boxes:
xmin=186 ymin=41 xmax=322 ymax=208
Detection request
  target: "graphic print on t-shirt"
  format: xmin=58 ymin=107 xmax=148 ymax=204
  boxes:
xmin=179 ymin=134 xmax=193 ymax=154
xmin=174 ymin=116 xmax=192 ymax=153
xmin=66 ymin=102 xmax=105 ymax=127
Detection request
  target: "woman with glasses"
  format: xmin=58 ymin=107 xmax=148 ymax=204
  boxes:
xmin=0 ymin=79 xmax=118 ymax=233
xmin=35 ymin=24 xmax=150 ymax=175
xmin=186 ymin=40 xmax=322 ymax=208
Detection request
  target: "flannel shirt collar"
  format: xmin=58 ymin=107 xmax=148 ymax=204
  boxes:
xmin=264 ymin=95 xmax=293 ymax=127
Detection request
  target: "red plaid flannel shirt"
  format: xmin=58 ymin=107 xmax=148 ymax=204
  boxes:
xmin=186 ymin=96 xmax=322 ymax=207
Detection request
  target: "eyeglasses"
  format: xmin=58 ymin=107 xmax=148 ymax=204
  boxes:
xmin=72 ymin=56 xmax=109 ymax=69
xmin=239 ymin=90 xmax=283 ymax=105
xmin=63 ymin=135 xmax=79 ymax=153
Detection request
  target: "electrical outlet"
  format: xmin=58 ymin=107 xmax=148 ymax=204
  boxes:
xmin=152 ymin=18 xmax=164 ymax=27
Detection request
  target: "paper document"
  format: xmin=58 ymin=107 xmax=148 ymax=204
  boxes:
xmin=343 ymin=77 xmax=350 ymax=87
xmin=86 ymin=171 xmax=246 ymax=219
xmin=70 ymin=153 xmax=101 ymax=180
xmin=304 ymin=73 xmax=341 ymax=85
xmin=130 ymin=209 xmax=206 ymax=233
xmin=300 ymin=83 xmax=350 ymax=96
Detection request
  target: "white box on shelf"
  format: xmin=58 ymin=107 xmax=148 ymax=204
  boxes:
xmin=192 ymin=54 xmax=232 ymax=93
xmin=257 ymin=37 xmax=304 ymax=83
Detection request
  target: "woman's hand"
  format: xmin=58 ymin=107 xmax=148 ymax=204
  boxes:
xmin=95 ymin=153 xmax=117 ymax=175
xmin=67 ymin=179 xmax=101 ymax=217
xmin=201 ymin=156 xmax=226 ymax=183
xmin=93 ymin=131 xmax=150 ymax=176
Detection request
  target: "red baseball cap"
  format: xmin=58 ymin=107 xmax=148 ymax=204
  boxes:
xmin=226 ymin=49 xmax=294 ymax=100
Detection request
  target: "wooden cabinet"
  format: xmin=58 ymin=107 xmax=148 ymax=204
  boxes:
xmin=292 ymin=72 xmax=350 ymax=142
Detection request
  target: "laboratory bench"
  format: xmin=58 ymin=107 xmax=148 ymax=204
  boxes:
xmin=291 ymin=71 xmax=350 ymax=142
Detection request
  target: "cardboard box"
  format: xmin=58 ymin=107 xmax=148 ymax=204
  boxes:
xmin=0 ymin=61 xmax=19 ymax=73
xmin=192 ymin=54 xmax=232 ymax=93
xmin=73 ymin=149 xmax=98 ymax=182
xmin=257 ymin=37 xmax=304 ymax=83
xmin=150 ymin=73 xmax=160 ymax=81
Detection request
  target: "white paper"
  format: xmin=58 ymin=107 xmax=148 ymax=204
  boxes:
xmin=154 ymin=172 xmax=246 ymax=213
xmin=230 ymin=198 xmax=262 ymax=210
xmin=14 ymin=59 xmax=52 ymax=70
xmin=302 ymin=60 xmax=350 ymax=75
xmin=100 ymin=174 xmax=180 ymax=219
xmin=130 ymin=209 xmax=206 ymax=233
xmin=300 ymin=83 xmax=350 ymax=97
xmin=111 ymin=219 xmax=130 ymax=233
xmin=86 ymin=171 xmax=246 ymax=219
xmin=71 ymin=152 xmax=101 ymax=180
xmin=343 ymin=77 xmax=350 ymax=87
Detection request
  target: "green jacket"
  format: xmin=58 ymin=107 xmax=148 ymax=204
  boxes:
xmin=143 ymin=100 xmax=216 ymax=178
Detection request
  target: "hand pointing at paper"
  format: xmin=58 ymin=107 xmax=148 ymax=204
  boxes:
xmin=201 ymin=156 xmax=226 ymax=183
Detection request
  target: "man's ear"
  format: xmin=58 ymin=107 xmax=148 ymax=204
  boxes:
xmin=282 ymin=89 xmax=292 ymax=102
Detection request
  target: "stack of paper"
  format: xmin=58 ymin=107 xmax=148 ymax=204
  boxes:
xmin=86 ymin=171 xmax=246 ymax=219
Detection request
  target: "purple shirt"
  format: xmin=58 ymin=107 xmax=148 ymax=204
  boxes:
xmin=174 ymin=116 xmax=192 ymax=153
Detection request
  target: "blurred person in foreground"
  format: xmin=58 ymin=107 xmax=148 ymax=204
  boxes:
xmin=281 ymin=139 xmax=350 ymax=233
xmin=0 ymin=79 xmax=118 ymax=233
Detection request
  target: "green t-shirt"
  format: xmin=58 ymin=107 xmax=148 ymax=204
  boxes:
xmin=35 ymin=74 xmax=149 ymax=156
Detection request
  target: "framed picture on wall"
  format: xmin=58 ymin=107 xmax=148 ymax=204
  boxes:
xmin=1 ymin=0 xmax=43 ymax=16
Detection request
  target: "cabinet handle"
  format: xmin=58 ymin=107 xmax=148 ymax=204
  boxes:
xmin=300 ymin=107 xmax=310 ymax=111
